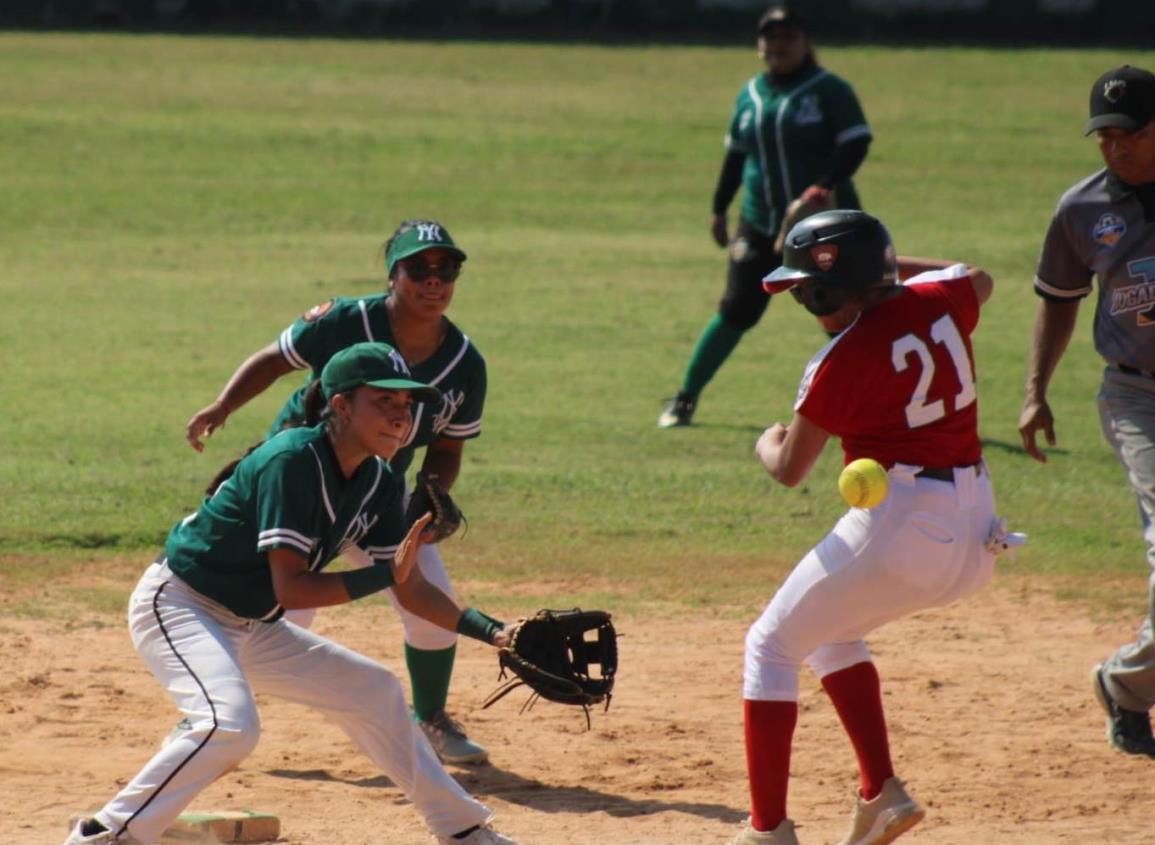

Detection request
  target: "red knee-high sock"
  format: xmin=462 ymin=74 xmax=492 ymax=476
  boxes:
xmin=743 ymin=699 xmax=798 ymax=832
xmin=821 ymin=661 xmax=893 ymax=800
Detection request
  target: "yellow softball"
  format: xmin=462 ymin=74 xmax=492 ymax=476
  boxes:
xmin=838 ymin=458 xmax=889 ymax=509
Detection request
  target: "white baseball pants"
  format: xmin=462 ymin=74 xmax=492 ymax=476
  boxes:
xmin=745 ymin=464 xmax=998 ymax=701
xmin=92 ymin=561 xmax=490 ymax=844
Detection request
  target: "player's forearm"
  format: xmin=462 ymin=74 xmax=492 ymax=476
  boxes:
xmin=392 ymin=573 xmax=464 ymax=633
xmin=712 ymin=150 xmax=745 ymax=215
xmin=282 ymin=567 xmax=404 ymax=608
xmin=419 ymin=439 xmax=464 ymax=490
xmin=757 ymin=414 xmax=830 ymax=487
xmin=215 ymin=342 xmax=295 ymax=415
xmin=1024 ymin=298 xmax=1080 ymax=401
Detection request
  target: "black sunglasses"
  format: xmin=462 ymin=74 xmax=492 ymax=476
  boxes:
xmin=400 ymin=258 xmax=462 ymax=283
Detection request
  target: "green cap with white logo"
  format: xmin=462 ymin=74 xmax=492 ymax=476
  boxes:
xmin=385 ymin=221 xmax=468 ymax=275
xmin=321 ymin=342 xmax=442 ymax=404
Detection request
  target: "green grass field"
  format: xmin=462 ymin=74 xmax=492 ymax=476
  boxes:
xmin=2 ymin=34 xmax=1154 ymax=611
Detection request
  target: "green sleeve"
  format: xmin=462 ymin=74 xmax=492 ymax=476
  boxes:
xmin=253 ymin=453 xmax=319 ymax=559
xmin=724 ymin=87 xmax=753 ymax=154
xmin=278 ymin=297 xmax=361 ymax=377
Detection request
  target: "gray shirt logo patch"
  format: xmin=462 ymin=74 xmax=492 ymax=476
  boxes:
xmin=1093 ymin=213 xmax=1127 ymax=248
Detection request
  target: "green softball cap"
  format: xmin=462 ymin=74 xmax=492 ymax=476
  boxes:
xmin=385 ymin=221 xmax=467 ymax=274
xmin=321 ymin=342 xmax=442 ymax=404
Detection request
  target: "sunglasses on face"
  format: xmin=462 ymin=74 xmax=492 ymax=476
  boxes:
xmin=400 ymin=258 xmax=461 ymax=283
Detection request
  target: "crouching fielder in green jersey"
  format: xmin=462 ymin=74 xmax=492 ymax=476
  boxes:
xmin=185 ymin=219 xmax=490 ymax=764
xmin=63 ymin=343 xmax=522 ymax=845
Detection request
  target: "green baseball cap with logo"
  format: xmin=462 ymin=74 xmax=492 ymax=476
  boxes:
xmin=321 ymin=342 xmax=442 ymax=404
xmin=385 ymin=221 xmax=468 ymax=275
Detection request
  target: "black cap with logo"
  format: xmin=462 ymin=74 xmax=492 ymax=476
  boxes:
xmin=1084 ymin=66 xmax=1155 ymax=136
xmin=757 ymin=4 xmax=804 ymax=34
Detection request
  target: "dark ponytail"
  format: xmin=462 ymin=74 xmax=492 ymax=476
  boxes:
xmin=301 ymin=378 xmax=328 ymax=426
xmin=204 ymin=379 xmax=330 ymax=496
xmin=204 ymin=444 xmax=262 ymax=497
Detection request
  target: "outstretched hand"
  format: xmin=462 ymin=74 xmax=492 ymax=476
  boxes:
xmin=393 ymin=512 xmax=433 ymax=584
xmin=492 ymin=623 xmax=516 ymax=649
xmin=186 ymin=400 xmax=230 ymax=452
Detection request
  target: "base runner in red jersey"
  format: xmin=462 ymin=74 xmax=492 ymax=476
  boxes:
xmin=725 ymin=210 xmax=1017 ymax=845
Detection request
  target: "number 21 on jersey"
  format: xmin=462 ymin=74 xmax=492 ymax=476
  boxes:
xmin=891 ymin=314 xmax=975 ymax=429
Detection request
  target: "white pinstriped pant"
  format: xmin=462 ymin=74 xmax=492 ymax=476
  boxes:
xmin=91 ymin=561 xmax=490 ymax=844
xmin=744 ymin=464 xmax=999 ymax=701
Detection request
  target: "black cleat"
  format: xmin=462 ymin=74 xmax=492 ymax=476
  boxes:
xmin=658 ymin=391 xmax=697 ymax=428
xmin=1092 ymin=663 xmax=1155 ymax=757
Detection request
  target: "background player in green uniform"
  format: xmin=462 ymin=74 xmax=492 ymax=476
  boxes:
xmin=658 ymin=4 xmax=873 ymax=428
xmin=65 ymin=343 xmax=521 ymax=845
xmin=185 ymin=219 xmax=490 ymax=763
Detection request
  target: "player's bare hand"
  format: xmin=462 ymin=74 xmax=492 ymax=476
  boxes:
xmin=1018 ymin=397 xmax=1055 ymax=464
xmin=799 ymin=184 xmax=832 ymax=208
xmin=755 ymin=423 xmax=788 ymax=462
xmin=710 ymin=213 xmax=729 ymax=248
xmin=492 ymin=623 xmax=516 ymax=649
xmin=393 ymin=513 xmax=433 ymax=584
xmin=186 ymin=401 xmax=230 ymax=453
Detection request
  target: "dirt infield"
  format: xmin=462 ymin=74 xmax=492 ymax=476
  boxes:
xmin=4 ymin=572 xmax=1152 ymax=845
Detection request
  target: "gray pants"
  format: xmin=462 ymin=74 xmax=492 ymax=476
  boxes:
xmin=1098 ymin=366 xmax=1155 ymax=712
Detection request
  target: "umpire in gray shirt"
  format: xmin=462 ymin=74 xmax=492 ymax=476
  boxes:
xmin=1020 ymin=65 xmax=1155 ymax=757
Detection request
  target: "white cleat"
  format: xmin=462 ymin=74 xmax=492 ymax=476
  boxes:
xmin=836 ymin=777 xmax=925 ymax=845
xmin=726 ymin=817 xmax=800 ymax=845
xmin=437 ymin=823 xmax=522 ymax=845
xmin=63 ymin=818 xmax=142 ymax=845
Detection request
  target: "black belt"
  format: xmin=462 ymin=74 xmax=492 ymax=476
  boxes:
xmin=915 ymin=463 xmax=981 ymax=482
xmin=1117 ymin=364 xmax=1155 ymax=379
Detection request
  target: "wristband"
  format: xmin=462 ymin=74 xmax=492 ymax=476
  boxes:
xmin=340 ymin=563 xmax=394 ymax=601
xmin=456 ymin=607 xmax=505 ymax=644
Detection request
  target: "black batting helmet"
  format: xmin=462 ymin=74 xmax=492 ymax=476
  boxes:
xmin=763 ymin=210 xmax=897 ymax=316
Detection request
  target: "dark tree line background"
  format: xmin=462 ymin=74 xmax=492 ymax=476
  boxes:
xmin=5 ymin=0 xmax=1155 ymax=47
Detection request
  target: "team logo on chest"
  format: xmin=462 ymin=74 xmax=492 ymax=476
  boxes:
xmin=812 ymin=244 xmax=838 ymax=271
xmin=1093 ymin=213 xmax=1127 ymax=248
xmin=430 ymin=389 xmax=465 ymax=435
xmin=389 ymin=348 xmax=413 ymax=376
xmin=794 ymin=94 xmax=823 ymax=126
xmin=338 ymin=510 xmax=379 ymax=552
